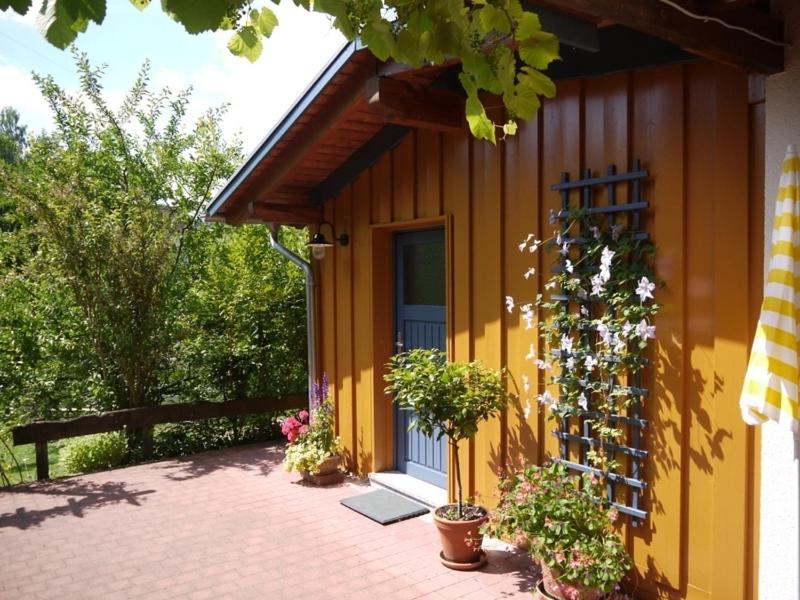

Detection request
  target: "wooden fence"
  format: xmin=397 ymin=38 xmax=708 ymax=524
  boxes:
xmin=12 ymin=395 xmax=307 ymax=480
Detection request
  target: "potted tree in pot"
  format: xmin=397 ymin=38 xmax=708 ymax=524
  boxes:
xmin=281 ymin=374 xmax=344 ymax=485
xmin=384 ymin=348 xmax=507 ymax=570
xmin=483 ymin=460 xmax=632 ymax=599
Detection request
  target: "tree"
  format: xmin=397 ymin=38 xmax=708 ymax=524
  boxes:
xmin=173 ymin=225 xmax=308 ymax=402
xmin=0 ymin=107 xmax=27 ymax=164
xmin=0 ymin=0 xmax=559 ymax=144
xmin=0 ymin=53 xmax=241 ymax=413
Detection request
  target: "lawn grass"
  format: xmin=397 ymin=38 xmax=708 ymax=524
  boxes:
xmin=0 ymin=440 xmax=65 ymax=486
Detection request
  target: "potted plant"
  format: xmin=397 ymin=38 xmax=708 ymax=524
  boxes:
xmin=384 ymin=348 xmax=507 ymax=570
xmin=483 ymin=461 xmax=632 ymax=599
xmin=281 ymin=374 xmax=344 ymax=485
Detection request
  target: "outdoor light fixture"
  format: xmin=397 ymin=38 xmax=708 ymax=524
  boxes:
xmin=308 ymin=220 xmax=349 ymax=260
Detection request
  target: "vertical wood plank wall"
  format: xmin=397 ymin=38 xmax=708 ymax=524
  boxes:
xmin=317 ymin=61 xmax=763 ymax=600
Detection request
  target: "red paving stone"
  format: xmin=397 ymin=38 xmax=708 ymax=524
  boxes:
xmin=0 ymin=443 xmax=537 ymax=599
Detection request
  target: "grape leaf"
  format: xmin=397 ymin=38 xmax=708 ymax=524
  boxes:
xmin=251 ymin=6 xmax=278 ymax=37
xmin=518 ymin=31 xmax=560 ymax=70
xmin=163 ymin=0 xmax=228 ymax=35
xmin=460 ymin=73 xmax=496 ymax=144
xmin=227 ymin=25 xmax=262 ymax=62
xmin=0 ymin=0 xmax=32 ymax=14
xmin=514 ymin=11 xmax=541 ymax=41
xmin=360 ymin=19 xmax=393 ymax=62
xmin=478 ymin=4 xmax=510 ymax=35
xmin=37 ymin=0 xmax=106 ymax=50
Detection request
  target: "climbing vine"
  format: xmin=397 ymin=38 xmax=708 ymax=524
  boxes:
xmin=508 ymin=209 xmax=661 ymax=473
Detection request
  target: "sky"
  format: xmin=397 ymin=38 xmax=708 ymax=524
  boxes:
xmin=0 ymin=1 xmax=346 ymax=156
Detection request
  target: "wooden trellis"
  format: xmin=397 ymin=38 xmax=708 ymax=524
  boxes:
xmin=550 ymin=161 xmax=650 ymax=526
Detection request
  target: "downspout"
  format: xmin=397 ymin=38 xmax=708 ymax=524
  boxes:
xmin=268 ymin=224 xmax=316 ymax=412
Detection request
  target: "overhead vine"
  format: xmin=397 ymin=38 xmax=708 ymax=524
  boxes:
xmin=1 ymin=0 xmax=561 ymax=144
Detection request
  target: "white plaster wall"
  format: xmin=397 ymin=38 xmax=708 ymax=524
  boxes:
xmin=761 ymin=2 xmax=800 ymax=598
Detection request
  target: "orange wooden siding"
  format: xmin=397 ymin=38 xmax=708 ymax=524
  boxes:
xmin=316 ymin=61 xmax=763 ymax=600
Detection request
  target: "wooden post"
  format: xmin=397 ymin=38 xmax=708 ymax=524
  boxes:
xmin=35 ymin=441 xmax=49 ymax=480
xmin=142 ymin=426 xmax=153 ymax=459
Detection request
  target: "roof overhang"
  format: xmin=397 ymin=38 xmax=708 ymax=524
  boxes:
xmin=205 ymin=1 xmax=784 ymax=226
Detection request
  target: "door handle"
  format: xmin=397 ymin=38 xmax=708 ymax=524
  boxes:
xmin=395 ymin=331 xmax=404 ymax=351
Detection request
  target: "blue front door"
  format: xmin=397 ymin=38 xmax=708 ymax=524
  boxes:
xmin=394 ymin=228 xmax=448 ymax=489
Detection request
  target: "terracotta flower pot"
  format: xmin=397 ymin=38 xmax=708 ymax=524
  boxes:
xmin=432 ymin=504 xmax=488 ymax=570
xmin=301 ymin=454 xmax=344 ymax=486
xmin=539 ymin=562 xmax=603 ymax=600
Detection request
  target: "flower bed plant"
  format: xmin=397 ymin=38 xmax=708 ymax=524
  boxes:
xmin=483 ymin=461 xmax=631 ymax=596
xmin=282 ymin=375 xmax=341 ymax=475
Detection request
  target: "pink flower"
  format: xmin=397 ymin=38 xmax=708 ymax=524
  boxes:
xmin=299 ymin=425 xmax=308 ymax=435
xmin=298 ymin=410 xmax=309 ymax=422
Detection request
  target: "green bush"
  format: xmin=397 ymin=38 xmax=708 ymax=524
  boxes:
xmin=60 ymin=432 xmax=128 ymax=474
xmin=151 ymin=413 xmax=284 ymax=460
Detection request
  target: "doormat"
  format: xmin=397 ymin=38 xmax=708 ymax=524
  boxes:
xmin=340 ymin=489 xmax=429 ymax=525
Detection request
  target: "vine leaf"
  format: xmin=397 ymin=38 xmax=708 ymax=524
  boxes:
xmin=360 ymin=19 xmax=393 ymax=62
xmin=227 ymin=25 xmax=262 ymax=62
xmin=37 ymin=0 xmax=107 ymax=50
xmin=460 ymin=73 xmax=496 ymax=144
xmin=162 ymin=0 xmax=228 ymax=35
xmin=252 ymin=6 xmax=278 ymax=37
xmin=0 ymin=0 xmax=31 ymax=14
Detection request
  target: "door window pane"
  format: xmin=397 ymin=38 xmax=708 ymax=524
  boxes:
xmin=403 ymin=241 xmax=445 ymax=305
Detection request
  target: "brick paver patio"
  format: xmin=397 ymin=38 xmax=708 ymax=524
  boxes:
xmin=0 ymin=443 xmax=536 ymax=599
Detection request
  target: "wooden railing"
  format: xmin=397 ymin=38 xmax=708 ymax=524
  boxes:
xmin=12 ymin=395 xmax=307 ymax=481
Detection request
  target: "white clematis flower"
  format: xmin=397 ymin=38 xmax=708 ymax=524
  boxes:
xmin=636 ymin=276 xmax=655 ymax=303
xmin=636 ymin=319 xmax=656 ymax=340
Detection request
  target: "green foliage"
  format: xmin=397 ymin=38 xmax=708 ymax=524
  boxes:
xmin=384 ymin=348 xmax=506 ymax=443
xmin=0 ymin=107 xmax=27 ymax=165
xmin=384 ymin=348 xmax=507 ymax=516
xmin=4 ymin=0 xmax=560 ymax=143
xmin=60 ymin=431 xmax=128 ymax=474
xmin=151 ymin=413 xmax=282 ymax=458
xmin=483 ymin=461 xmax=632 ymax=593
xmin=0 ymin=53 xmax=240 ymax=415
xmin=0 ymin=54 xmax=309 ymax=480
xmin=173 ymin=225 xmax=308 ymax=401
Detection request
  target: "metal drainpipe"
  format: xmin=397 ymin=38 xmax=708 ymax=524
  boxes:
xmin=268 ymin=224 xmax=316 ymax=412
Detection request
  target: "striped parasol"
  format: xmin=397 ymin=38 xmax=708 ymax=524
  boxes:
xmin=740 ymin=145 xmax=800 ymax=433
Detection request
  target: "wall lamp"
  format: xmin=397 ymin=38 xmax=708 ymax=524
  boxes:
xmin=308 ymin=220 xmax=349 ymax=260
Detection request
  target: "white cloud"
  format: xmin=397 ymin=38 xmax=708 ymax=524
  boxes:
xmin=1 ymin=2 xmax=346 ymax=154
xmin=194 ymin=5 xmax=345 ymax=153
xmin=0 ymin=62 xmax=53 ymax=134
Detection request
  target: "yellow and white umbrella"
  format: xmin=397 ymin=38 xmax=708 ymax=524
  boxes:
xmin=740 ymin=145 xmax=800 ymax=433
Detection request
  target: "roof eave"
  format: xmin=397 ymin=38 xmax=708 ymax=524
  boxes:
xmin=205 ymin=39 xmax=366 ymax=220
